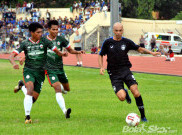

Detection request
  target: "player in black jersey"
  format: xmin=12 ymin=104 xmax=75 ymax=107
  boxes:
xmin=98 ymin=22 xmax=161 ymax=122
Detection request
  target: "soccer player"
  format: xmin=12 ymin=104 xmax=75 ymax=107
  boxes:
xmin=98 ymin=22 xmax=161 ymax=122
xmin=45 ymin=20 xmax=84 ymax=117
xmin=14 ymin=20 xmax=84 ymax=120
xmin=9 ymin=22 xmax=67 ymax=124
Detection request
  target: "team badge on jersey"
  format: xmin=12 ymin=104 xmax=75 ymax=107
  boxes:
xmin=40 ymin=44 xmax=43 ymax=49
xmin=26 ymin=75 xmax=30 ymax=79
xmin=57 ymin=41 xmax=60 ymax=45
xmin=121 ymin=45 xmax=126 ymax=50
xmin=52 ymin=76 xmax=55 ymax=80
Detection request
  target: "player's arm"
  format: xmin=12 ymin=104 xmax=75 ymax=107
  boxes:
xmin=66 ymin=46 xmax=85 ymax=54
xmin=9 ymin=42 xmax=24 ymax=69
xmin=54 ymin=48 xmax=68 ymax=57
xmin=19 ymin=56 xmax=25 ymax=65
xmin=9 ymin=52 xmax=19 ymax=69
xmin=98 ymin=40 xmax=108 ymax=75
xmin=46 ymin=39 xmax=68 ymax=57
xmin=137 ymin=47 xmax=161 ymax=56
xmin=98 ymin=55 xmax=105 ymax=75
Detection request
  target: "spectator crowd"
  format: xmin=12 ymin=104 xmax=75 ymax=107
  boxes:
xmin=0 ymin=1 xmax=109 ymax=53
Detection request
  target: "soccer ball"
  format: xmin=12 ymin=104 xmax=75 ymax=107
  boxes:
xmin=125 ymin=113 xmax=140 ymax=127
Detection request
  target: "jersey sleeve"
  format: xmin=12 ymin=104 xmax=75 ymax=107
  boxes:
xmin=46 ymin=38 xmax=57 ymax=51
xmin=128 ymin=39 xmax=139 ymax=50
xmin=12 ymin=41 xmax=25 ymax=55
xmin=99 ymin=39 xmax=108 ymax=56
xmin=61 ymin=37 xmax=70 ymax=49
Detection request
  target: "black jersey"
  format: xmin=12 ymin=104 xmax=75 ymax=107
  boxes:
xmin=99 ymin=37 xmax=139 ymax=70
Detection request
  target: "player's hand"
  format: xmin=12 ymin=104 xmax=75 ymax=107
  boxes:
xmin=152 ymin=52 xmax=161 ymax=57
xmin=19 ymin=57 xmax=25 ymax=65
xmin=13 ymin=64 xmax=19 ymax=69
xmin=80 ymin=50 xmax=85 ymax=54
xmin=100 ymin=68 xmax=105 ymax=75
xmin=62 ymin=52 xmax=68 ymax=57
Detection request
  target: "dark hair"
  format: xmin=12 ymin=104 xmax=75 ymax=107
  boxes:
xmin=47 ymin=20 xmax=59 ymax=29
xmin=169 ymin=46 xmax=171 ymax=48
xmin=28 ymin=22 xmax=43 ymax=32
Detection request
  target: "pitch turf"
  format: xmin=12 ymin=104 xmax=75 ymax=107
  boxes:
xmin=0 ymin=59 xmax=181 ymax=135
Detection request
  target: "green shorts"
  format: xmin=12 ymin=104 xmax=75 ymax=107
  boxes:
xmin=23 ymin=68 xmax=45 ymax=94
xmin=45 ymin=69 xmax=68 ymax=86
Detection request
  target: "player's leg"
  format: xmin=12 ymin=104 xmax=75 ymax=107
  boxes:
xmin=124 ymin=71 xmax=147 ymax=122
xmin=14 ymin=80 xmax=39 ymax=103
xmin=61 ymin=83 xmax=70 ymax=92
xmin=108 ymin=70 xmax=131 ymax=103
xmin=116 ymin=88 xmax=131 ymax=104
xmin=52 ymin=82 xmax=71 ymax=118
xmin=46 ymin=72 xmax=71 ymax=118
xmin=23 ymin=69 xmax=44 ymax=124
xmin=129 ymin=84 xmax=147 ymax=122
xmin=23 ymin=68 xmax=35 ymax=124
xmin=59 ymin=72 xmax=70 ymax=93
xmin=24 ymin=81 xmax=34 ymax=124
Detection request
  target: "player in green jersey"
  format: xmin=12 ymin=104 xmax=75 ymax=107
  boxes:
xmin=9 ymin=22 xmax=67 ymax=124
xmin=13 ymin=20 xmax=84 ymax=120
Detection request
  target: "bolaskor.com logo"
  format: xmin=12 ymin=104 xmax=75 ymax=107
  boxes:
xmin=122 ymin=124 xmax=177 ymax=134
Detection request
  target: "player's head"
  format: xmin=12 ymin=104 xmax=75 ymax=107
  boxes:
xmin=113 ymin=22 xmax=124 ymax=39
xmin=28 ymin=22 xmax=43 ymax=40
xmin=169 ymin=46 xmax=171 ymax=49
xmin=47 ymin=20 xmax=59 ymax=38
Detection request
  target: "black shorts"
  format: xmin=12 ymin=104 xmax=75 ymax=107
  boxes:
xmin=74 ymin=47 xmax=81 ymax=51
xmin=108 ymin=68 xmax=138 ymax=94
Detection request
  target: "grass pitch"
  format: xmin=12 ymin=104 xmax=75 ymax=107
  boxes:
xmin=0 ymin=59 xmax=181 ymax=135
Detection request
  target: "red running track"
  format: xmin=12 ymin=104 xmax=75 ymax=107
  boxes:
xmin=1 ymin=53 xmax=182 ymax=76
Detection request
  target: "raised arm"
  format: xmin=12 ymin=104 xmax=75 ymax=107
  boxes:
xmin=66 ymin=46 xmax=85 ymax=54
xmin=53 ymin=48 xmax=68 ymax=57
xmin=137 ymin=47 xmax=161 ymax=56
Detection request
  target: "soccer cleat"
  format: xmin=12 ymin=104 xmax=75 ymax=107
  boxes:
xmin=65 ymin=108 xmax=71 ymax=119
xmin=124 ymin=88 xmax=131 ymax=104
xmin=14 ymin=80 xmax=24 ymax=93
xmin=141 ymin=117 xmax=148 ymax=122
xmin=25 ymin=115 xmax=32 ymax=124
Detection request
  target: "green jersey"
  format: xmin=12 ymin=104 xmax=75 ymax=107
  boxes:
xmin=46 ymin=36 xmax=70 ymax=70
xmin=13 ymin=37 xmax=56 ymax=70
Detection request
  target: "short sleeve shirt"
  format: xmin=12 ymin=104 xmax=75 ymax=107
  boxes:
xmin=46 ymin=36 xmax=70 ymax=70
xmin=99 ymin=37 xmax=139 ymax=70
xmin=13 ymin=37 xmax=56 ymax=70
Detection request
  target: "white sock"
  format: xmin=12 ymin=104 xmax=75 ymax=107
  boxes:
xmin=24 ymin=95 xmax=33 ymax=116
xmin=21 ymin=86 xmax=27 ymax=95
xmin=60 ymin=84 xmax=67 ymax=94
xmin=56 ymin=92 xmax=67 ymax=114
xmin=80 ymin=61 xmax=82 ymax=65
xmin=77 ymin=61 xmax=80 ymax=65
